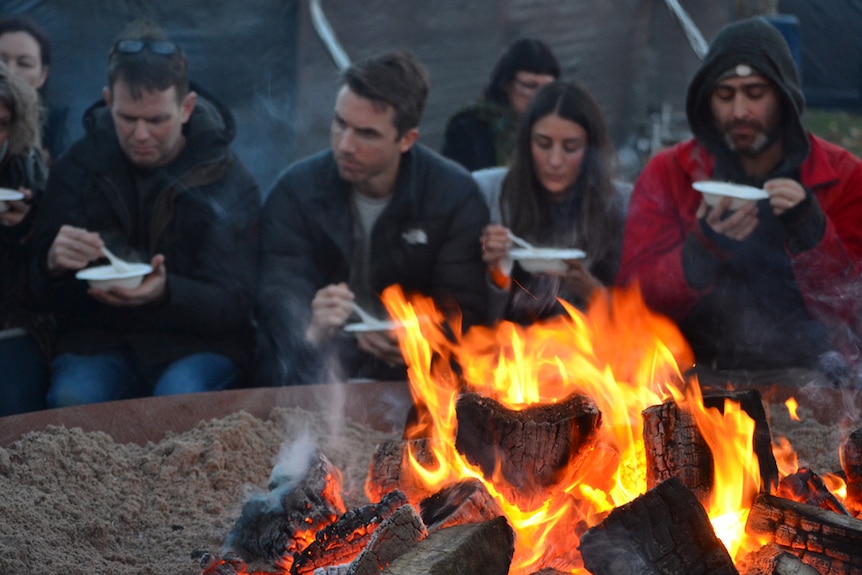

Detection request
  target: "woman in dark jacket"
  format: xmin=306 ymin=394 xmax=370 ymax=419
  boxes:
xmin=0 ymin=16 xmax=69 ymax=162
xmin=441 ymin=38 xmax=559 ymax=171
xmin=0 ymin=61 xmax=51 ymax=415
xmin=480 ymin=80 xmax=625 ymax=324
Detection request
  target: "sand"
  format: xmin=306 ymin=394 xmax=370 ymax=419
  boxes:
xmin=0 ymin=398 xmax=851 ymax=575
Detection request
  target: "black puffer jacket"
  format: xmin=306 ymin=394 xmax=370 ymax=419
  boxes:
xmin=257 ymin=144 xmax=490 ymax=384
xmin=1 ymin=147 xmax=52 ymax=353
xmin=29 ymin=87 xmax=261 ymax=372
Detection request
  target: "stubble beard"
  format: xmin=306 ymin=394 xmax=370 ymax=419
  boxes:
xmin=722 ymin=120 xmax=781 ymax=158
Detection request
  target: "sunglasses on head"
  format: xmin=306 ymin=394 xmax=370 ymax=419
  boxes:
xmin=113 ymin=39 xmax=178 ymax=56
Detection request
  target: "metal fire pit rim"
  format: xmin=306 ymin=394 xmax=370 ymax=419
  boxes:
xmin=0 ymin=380 xmax=413 ymax=448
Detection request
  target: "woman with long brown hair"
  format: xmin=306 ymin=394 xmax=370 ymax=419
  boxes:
xmin=0 ymin=59 xmax=51 ymax=415
xmin=480 ymin=80 xmax=625 ymax=323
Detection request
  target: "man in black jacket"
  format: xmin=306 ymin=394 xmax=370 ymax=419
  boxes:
xmin=257 ymin=52 xmax=489 ymax=385
xmin=30 ymin=21 xmax=260 ymax=407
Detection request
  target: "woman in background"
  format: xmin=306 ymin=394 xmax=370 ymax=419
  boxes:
xmin=441 ymin=38 xmax=559 ymax=172
xmin=0 ymin=16 xmax=68 ymax=161
xmin=0 ymin=61 xmax=51 ymax=415
xmin=479 ymin=80 xmax=625 ymax=323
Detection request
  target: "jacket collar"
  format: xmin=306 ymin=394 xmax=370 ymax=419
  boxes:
xmin=312 ymin=145 xmax=424 ymax=260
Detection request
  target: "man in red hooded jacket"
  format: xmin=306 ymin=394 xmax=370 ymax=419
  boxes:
xmin=617 ymin=17 xmax=862 ymax=386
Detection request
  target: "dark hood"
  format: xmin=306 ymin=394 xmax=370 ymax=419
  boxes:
xmin=685 ymin=17 xmax=809 ymax=180
xmin=77 ymin=82 xmax=236 ymax=173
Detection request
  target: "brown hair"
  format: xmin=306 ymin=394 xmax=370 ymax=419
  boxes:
xmin=106 ymin=19 xmax=189 ymax=101
xmin=340 ymin=52 xmax=429 ymax=138
xmin=0 ymin=61 xmax=42 ymax=155
xmin=501 ymin=81 xmax=621 ymax=261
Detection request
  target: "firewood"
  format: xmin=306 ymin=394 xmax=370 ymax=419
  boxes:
xmin=379 ymin=516 xmax=514 ymax=575
xmin=347 ymin=503 xmax=427 ymax=575
xmin=365 ymin=438 xmax=439 ymax=505
xmin=642 ymin=401 xmax=714 ymax=504
xmin=419 ymin=478 xmax=504 ymax=533
xmin=224 ymin=449 xmax=345 ymax=564
xmin=746 ymin=492 xmax=862 ymax=572
xmin=735 ymin=543 xmax=821 ymax=575
xmin=841 ymin=427 xmax=862 ymax=517
xmin=291 ymin=490 xmax=411 ymax=575
xmin=702 ymin=389 xmax=779 ymax=493
xmin=776 ymin=467 xmax=851 ymax=515
xmin=197 ymin=551 xmax=247 ymax=575
xmin=579 ymin=477 xmax=738 ymax=575
xmin=454 ymin=391 xmax=602 ymax=508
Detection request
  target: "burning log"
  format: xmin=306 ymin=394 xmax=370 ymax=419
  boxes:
xmin=291 ymin=490 xmax=412 ymax=575
xmin=419 ymin=478 xmax=504 ymax=533
xmin=746 ymin=492 xmax=862 ymax=573
xmin=578 ymin=477 xmax=739 ymax=575
xmin=642 ymin=401 xmax=714 ymax=503
xmin=702 ymin=389 xmax=779 ymax=492
xmin=197 ymin=551 xmax=247 ymax=575
xmin=365 ymin=438 xmax=438 ymax=505
xmin=375 ymin=516 xmax=514 ymax=575
xmin=841 ymin=428 xmax=862 ymax=516
xmin=454 ymin=391 xmax=602 ymax=508
xmin=643 ymin=390 xmax=779 ymax=504
xmin=340 ymin=503 xmax=426 ymax=575
xmin=735 ymin=543 xmax=821 ymax=575
xmin=776 ymin=467 xmax=851 ymax=515
xmin=223 ymin=449 xmax=345 ymax=565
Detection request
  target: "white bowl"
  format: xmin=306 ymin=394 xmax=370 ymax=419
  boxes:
xmin=692 ymin=180 xmax=768 ymax=210
xmin=509 ymin=248 xmax=587 ymax=274
xmin=76 ymin=263 xmax=153 ymax=290
xmin=0 ymin=188 xmax=24 ymax=213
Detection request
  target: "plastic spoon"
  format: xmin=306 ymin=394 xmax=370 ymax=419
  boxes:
xmin=102 ymin=246 xmax=132 ymax=273
xmin=507 ymin=231 xmax=535 ymax=250
xmin=352 ymin=302 xmax=383 ymax=327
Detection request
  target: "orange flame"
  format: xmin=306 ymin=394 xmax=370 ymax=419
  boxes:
xmin=772 ymin=435 xmax=799 ymax=479
xmin=822 ymin=472 xmax=848 ymax=502
xmin=381 ymin=284 xmax=766 ymax=572
xmin=785 ymin=397 xmax=801 ymax=421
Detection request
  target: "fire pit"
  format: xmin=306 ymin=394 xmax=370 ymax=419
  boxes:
xmin=2 ymin=287 xmax=861 ymax=575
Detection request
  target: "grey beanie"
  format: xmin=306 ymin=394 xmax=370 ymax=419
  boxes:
xmin=685 ymin=17 xmax=807 ymax=165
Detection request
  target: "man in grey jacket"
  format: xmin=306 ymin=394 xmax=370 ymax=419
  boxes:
xmin=257 ymin=51 xmax=489 ymax=385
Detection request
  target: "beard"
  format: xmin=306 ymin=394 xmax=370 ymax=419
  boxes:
xmin=721 ymin=118 xmax=782 ymax=157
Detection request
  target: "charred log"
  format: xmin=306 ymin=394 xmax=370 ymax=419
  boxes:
xmin=197 ymin=551 xmax=246 ymax=575
xmin=223 ymin=449 xmax=345 ymax=564
xmin=419 ymin=478 xmax=504 ymax=533
xmin=735 ymin=543 xmax=821 ymax=575
xmin=642 ymin=401 xmax=714 ymax=504
xmin=776 ymin=467 xmax=851 ymax=515
xmin=346 ymin=503 xmax=427 ymax=575
xmin=579 ymin=477 xmax=738 ymax=575
xmin=378 ymin=516 xmax=514 ymax=575
xmin=365 ymin=438 xmax=438 ymax=506
xmin=290 ymin=490 xmax=410 ymax=575
xmin=841 ymin=428 xmax=862 ymax=517
xmin=454 ymin=391 xmax=601 ymax=508
xmin=702 ymin=389 xmax=779 ymax=493
xmin=746 ymin=492 xmax=862 ymax=572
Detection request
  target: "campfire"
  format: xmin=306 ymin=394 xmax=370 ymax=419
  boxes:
xmin=200 ymin=285 xmax=862 ymax=575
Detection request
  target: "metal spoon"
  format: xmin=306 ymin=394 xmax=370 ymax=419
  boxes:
xmin=102 ymin=246 xmax=132 ymax=273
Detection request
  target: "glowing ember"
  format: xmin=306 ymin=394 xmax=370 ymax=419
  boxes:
xmin=381 ymin=284 xmax=767 ymax=573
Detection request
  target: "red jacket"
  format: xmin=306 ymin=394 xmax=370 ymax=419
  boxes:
xmin=618 ymin=135 xmax=862 ymax=362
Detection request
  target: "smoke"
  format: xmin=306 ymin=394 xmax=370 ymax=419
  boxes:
xmin=269 ymin=425 xmax=318 ymax=493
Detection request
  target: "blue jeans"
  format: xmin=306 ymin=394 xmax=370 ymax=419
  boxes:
xmin=0 ymin=332 xmax=50 ymax=416
xmin=48 ymin=350 xmax=241 ymax=408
